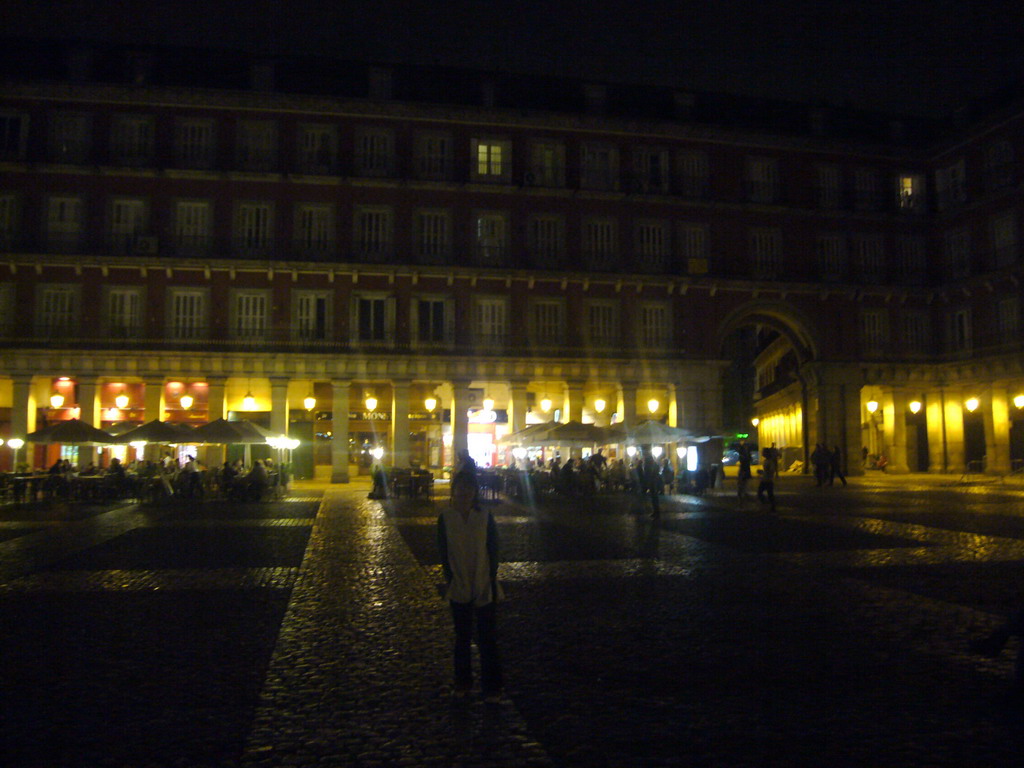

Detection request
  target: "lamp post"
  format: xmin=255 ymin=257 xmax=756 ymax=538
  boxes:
xmin=8 ymin=437 xmax=24 ymax=473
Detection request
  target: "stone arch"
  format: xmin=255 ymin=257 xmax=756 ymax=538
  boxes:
xmin=714 ymin=300 xmax=821 ymax=364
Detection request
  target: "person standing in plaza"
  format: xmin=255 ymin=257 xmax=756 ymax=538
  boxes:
xmin=829 ymin=445 xmax=847 ymax=487
xmin=736 ymin=440 xmax=752 ymax=500
xmin=757 ymin=447 xmax=778 ymax=512
xmin=639 ymin=448 xmax=662 ymax=517
xmin=437 ymin=469 xmax=503 ymax=702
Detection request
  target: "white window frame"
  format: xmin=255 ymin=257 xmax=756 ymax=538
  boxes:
xmin=168 ymin=288 xmax=208 ymax=341
xmin=585 ymin=300 xmax=620 ymax=348
xmin=414 ymin=132 xmax=452 ymax=180
xmin=353 ymin=206 xmax=393 ymax=259
xmin=859 ymin=309 xmax=888 ymax=353
xmin=583 ymin=217 xmax=618 ymax=269
xmin=297 ymin=123 xmax=337 ymax=174
xmin=528 ymin=215 xmax=565 ymax=263
xmin=529 ymin=298 xmax=566 ymax=346
xmin=472 ymin=138 xmax=511 ymax=182
xmin=174 ymin=200 xmax=213 ymax=255
xmin=294 ymin=203 xmax=335 ymax=257
xmin=633 ymin=146 xmax=670 ymax=193
xmin=635 ymin=219 xmax=670 ymax=271
xmin=110 ymin=114 xmax=154 ymax=166
xmin=36 ymin=284 xmax=80 ymax=337
xmin=414 ymin=209 xmax=451 ymax=263
xmin=354 ymin=127 xmax=395 ymax=177
xmin=109 ymin=197 xmax=148 ymax=252
xmin=351 ymin=293 xmax=395 ymax=345
xmin=293 ymin=290 xmax=332 ymax=342
xmin=234 ymin=201 xmax=274 ymax=255
xmin=638 ymin=301 xmax=671 ymax=348
xmin=236 ymin=120 xmax=277 ymax=171
xmin=175 ymin=118 xmax=216 ymax=169
xmin=231 ymin=289 xmax=270 ymax=340
xmin=528 ymin=141 xmax=566 ymax=187
xmin=105 ymin=286 xmax=144 ymax=338
xmin=410 ymin=294 xmax=454 ymax=348
xmin=474 ymin=211 xmax=508 ymax=264
xmin=581 ymin=142 xmax=619 ymax=191
xmin=472 ymin=295 xmax=510 ymax=347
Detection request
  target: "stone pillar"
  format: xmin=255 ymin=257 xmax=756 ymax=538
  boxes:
xmin=806 ymin=365 xmax=862 ymax=476
xmin=270 ymin=378 xmax=289 ymax=436
xmin=391 ymin=379 xmax=411 ymax=469
xmin=509 ymin=381 xmax=529 ymax=434
xmin=143 ymin=377 xmax=165 ymax=422
xmin=619 ymin=382 xmax=637 ymax=431
xmin=76 ymin=377 xmax=100 ymax=469
xmin=566 ymin=382 xmax=585 ymax=423
xmin=884 ymin=388 xmax=910 ymax=473
xmin=986 ymin=385 xmax=1011 ymax=474
xmin=206 ymin=377 xmax=227 ymax=421
xmin=330 ymin=379 xmax=350 ymax=483
xmin=945 ymin=395 xmax=966 ymax=472
xmin=11 ymin=375 xmax=33 ymax=438
xmin=925 ymin=391 xmax=946 ymax=472
xmin=451 ymin=380 xmax=472 ymax=461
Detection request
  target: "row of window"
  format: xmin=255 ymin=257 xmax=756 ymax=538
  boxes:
xmin=2 ymin=109 xmax=997 ymax=210
xmin=9 ymin=284 xmax=676 ymax=350
xmin=859 ymin=297 xmax=1020 ymax=355
xmin=4 ymin=193 xmax=1019 ymax=279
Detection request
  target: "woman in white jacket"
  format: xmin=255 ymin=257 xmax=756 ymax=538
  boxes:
xmin=437 ymin=469 xmax=503 ymax=702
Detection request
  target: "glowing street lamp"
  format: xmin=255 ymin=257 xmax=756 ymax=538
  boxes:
xmin=242 ymin=392 xmax=256 ymax=410
xmin=652 ymin=445 xmax=663 ymax=458
xmin=540 ymin=397 xmax=552 ymax=413
xmin=365 ymin=395 xmax=378 ymax=411
xmin=50 ymin=393 xmax=65 ymax=409
xmin=115 ymin=392 xmax=130 ymax=409
xmin=7 ymin=437 xmax=24 ymax=471
xmin=483 ymin=397 xmax=495 ymax=412
xmin=909 ymin=400 xmax=922 ymax=414
xmin=1015 ymin=394 xmax=1024 ymax=409
xmin=751 ymin=417 xmax=760 ymax=428
xmin=866 ymin=400 xmax=879 ymax=414
xmin=304 ymin=394 xmax=317 ymax=411
xmin=964 ymin=397 xmax=979 ymax=413
xmin=647 ymin=398 xmax=660 ymax=414
xmin=594 ymin=398 xmax=606 ymax=414
xmin=424 ymin=396 xmax=437 ymax=413
xmin=180 ymin=393 xmax=194 ymax=410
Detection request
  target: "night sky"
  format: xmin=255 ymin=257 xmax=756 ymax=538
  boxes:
xmin=3 ymin=0 xmax=1023 ymax=116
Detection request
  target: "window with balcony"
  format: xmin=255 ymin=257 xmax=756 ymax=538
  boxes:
xmin=898 ymin=235 xmax=926 ymax=284
xmin=985 ymin=139 xmax=1015 ymax=191
xmin=936 ymin=159 xmax=967 ymax=210
xmin=991 ymin=212 xmax=1019 ymax=268
xmin=174 ymin=200 xmax=212 ymax=256
xmin=236 ymin=120 xmax=277 ymax=171
xmin=997 ymin=297 xmax=1019 ymax=340
xmin=581 ymin=143 xmax=619 ymax=190
xmin=949 ymin=308 xmax=971 ymax=352
xmin=896 ymin=174 xmax=925 ymax=211
xmin=854 ymin=234 xmax=886 ymax=283
xmin=528 ymin=216 xmax=565 ymax=265
xmin=354 ymin=128 xmax=395 ymax=177
xmin=46 ymin=196 xmax=83 ymax=252
xmin=0 ymin=194 xmax=19 ymax=250
xmin=353 ymin=294 xmax=394 ymax=344
xmin=586 ymin=301 xmax=619 ymax=348
xmin=474 ymin=212 xmax=508 ymax=265
xmin=354 ymin=206 xmax=393 ymax=260
xmin=944 ymin=228 xmax=971 ymax=278
xmin=902 ymin=311 xmax=930 ymax=353
xmin=634 ymin=219 xmax=670 ymax=272
xmin=632 ymin=147 xmax=670 ymax=193
xmin=175 ymin=118 xmax=215 ymax=169
xmin=294 ymin=291 xmax=330 ymax=341
xmin=0 ymin=112 xmax=29 ymax=161
xmin=110 ymin=115 xmax=154 ymax=166
xmin=232 ymin=291 xmax=269 ymax=340
xmin=746 ymin=157 xmax=780 ymax=203
xmin=298 ymin=124 xmax=337 ymax=174
xmin=530 ymin=299 xmax=565 ymax=346
xmin=234 ymin=202 xmax=273 ymax=255
xmin=472 ymin=138 xmax=510 ymax=182
xmin=859 ymin=309 xmax=888 ymax=354
xmin=109 ymin=198 xmax=148 ymax=253
xmin=49 ymin=112 xmax=91 ymax=164
xmin=294 ymin=204 xmax=334 ymax=258
xmin=472 ymin=296 xmax=509 ymax=346
xmin=678 ymin=223 xmax=708 ymax=273
xmin=817 ymin=165 xmax=841 ymax=209
xmin=106 ymin=287 xmax=143 ymax=338
xmin=414 ymin=210 xmax=451 ymax=264
xmin=169 ymin=289 xmax=207 ymax=340
xmin=414 ymin=132 xmax=452 ymax=180
xmin=853 ymin=168 xmax=880 ymax=211
xmin=816 ymin=234 xmax=847 ymax=281
xmin=638 ymin=302 xmax=671 ymax=348
xmin=750 ymin=228 xmax=781 ymax=277
xmin=528 ymin=141 xmax=565 ymax=187
xmin=36 ymin=285 xmax=78 ymax=337
xmin=412 ymin=296 xmax=454 ymax=346
xmin=582 ymin=217 xmax=618 ymax=270
xmin=676 ymin=151 xmax=709 ymax=199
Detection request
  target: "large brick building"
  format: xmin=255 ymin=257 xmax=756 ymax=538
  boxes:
xmin=0 ymin=40 xmax=1021 ymax=477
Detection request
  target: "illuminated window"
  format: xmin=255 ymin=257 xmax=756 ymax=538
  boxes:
xmin=897 ymin=174 xmax=924 ymax=210
xmin=473 ymin=139 xmax=509 ymax=180
xmin=473 ymin=212 xmax=508 ymax=263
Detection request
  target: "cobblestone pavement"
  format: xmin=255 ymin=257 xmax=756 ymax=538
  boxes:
xmin=2 ymin=474 xmax=1024 ymax=766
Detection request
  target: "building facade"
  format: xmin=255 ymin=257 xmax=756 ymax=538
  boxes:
xmin=0 ymin=41 xmax=1021 ymax=477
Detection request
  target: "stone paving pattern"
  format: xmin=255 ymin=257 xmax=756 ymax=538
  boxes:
xmin=1 ymin=476 xmax=1023 ymax=766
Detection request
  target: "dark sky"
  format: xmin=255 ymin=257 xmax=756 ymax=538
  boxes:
xmin=4 ymin=0 xmax=1023 ymax=116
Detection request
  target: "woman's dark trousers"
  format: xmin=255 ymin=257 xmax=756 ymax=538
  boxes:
xmin=450 ymin=600 xmax=502 ymax=694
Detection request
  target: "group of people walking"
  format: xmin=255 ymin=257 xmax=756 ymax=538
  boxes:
xmin=811 ymin=444 xmax=847 ymax=487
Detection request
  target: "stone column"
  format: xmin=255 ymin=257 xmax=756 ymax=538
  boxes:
xmin=566 ymin=382 xmax=585 ymax=423
xmin=77 ymin=377 xmax=100 ymax=469
xmin=11 ymin=375 xmax=33 ymax=438
xmin=618 ymin=382 xmax=637 ymax=431
xmin=884 ymin=387 xmax=910 ymax=473
xmin=509 ymin=381 xmax=529 ymax=434
xmin=944 ymin=395 xmax=966 ymax=472
xmin=270 ymin=378 xmax=289 ymax=436
xmin=144 ymin=377 xmax=165 ymax=422
xmin=206 ymin=377 xmax=227 ymax=421
xmin=806 ymin=365 xmax=862 ymax=476
xmin=925 ymin=391 xmax=946 ymax=472
xmin=986 ymin=384 xmax=1011 ymax=474
xmin=451 ymin=380 xmax=472 ymax=462
xmin=330 ymin=379 xmax=350 ymax=483
xmin=391 ymin=379 xmax=411 ymax=469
